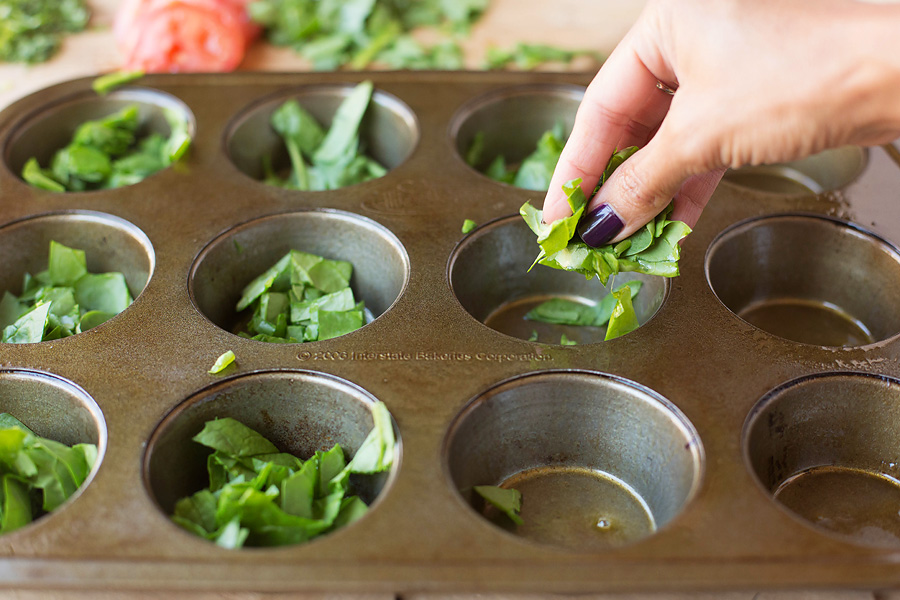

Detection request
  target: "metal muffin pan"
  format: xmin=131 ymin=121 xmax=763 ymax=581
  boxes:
xmin=1 ymin=71 xmax=900 ymax=594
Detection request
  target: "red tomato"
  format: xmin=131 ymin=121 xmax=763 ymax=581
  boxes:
xmin=116 ymin=0 xmax=254 ymax=73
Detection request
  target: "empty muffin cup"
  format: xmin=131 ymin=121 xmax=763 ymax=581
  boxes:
xmin=449 ymin=216 xmax=666 ymax=344
xmin=225 ymin=84 xmax=418 ymax=184
xmin=705 ymin=214 xmax=900 ymax=347
xmin=745 ymin=372 xmax=900 ymax=548
xmin=444 ymin=371 xmax=703 ymax=551
xmin=0 ymin=369 xmax=106 ymax=532
xmin=190 ymin=210 xmax=408 ymax=339
xmin=144 ymin=370 xmax=398 ymax=544
xmin=723 ymin=147 xmax=867 ymax=195
xmin=4 ymin=88 xmax=194 ymax=188
xmin=0 ymin=211 xmax=154 ymax=341
xmin=449 ymin=84 xmax=583 ymax=189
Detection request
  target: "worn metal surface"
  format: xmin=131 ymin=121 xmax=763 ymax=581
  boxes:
xmin=0 ymin=71 xmax=900 ymax=594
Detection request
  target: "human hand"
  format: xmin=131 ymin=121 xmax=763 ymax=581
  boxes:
xmin=543 ymin=0 xmax=900 ymax=246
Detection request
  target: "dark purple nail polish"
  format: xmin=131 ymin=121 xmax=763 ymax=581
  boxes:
xmin=577 ymin=204 xmax=624 ymax=247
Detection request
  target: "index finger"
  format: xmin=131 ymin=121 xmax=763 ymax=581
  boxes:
xmin=541 ymin=32 xmax=671 ymax=223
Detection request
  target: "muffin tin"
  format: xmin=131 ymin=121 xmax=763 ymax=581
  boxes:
xmin=1 ymin=71 xmax=900 ymax=594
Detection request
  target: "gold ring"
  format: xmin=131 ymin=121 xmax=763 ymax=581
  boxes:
xmin=656 ymin=81 xmax=677 ymax=95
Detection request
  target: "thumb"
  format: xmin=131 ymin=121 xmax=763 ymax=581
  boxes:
xmin=576 ymin=135 xmax=694 ymax=247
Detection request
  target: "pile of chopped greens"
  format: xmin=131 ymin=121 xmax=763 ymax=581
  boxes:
xmin=247 ymin=0 xmax=480 ymax=70
xmin=172 ymin=404 xmax=395 ymax=548
xmin=525 ymin=280 xmax=643 ymax=342
xmin=247 ymin=0 xmax=601 ymax=71
xmin=466 ymin=121 xmax=566 ymax=191
xmin=520 ymin=147 xmax=692 ymax=286
xmin=0 ymin=0 xmax=90 ymax=64
xmin=236 ymin=249 xmax=366 ymax=343
xmin=263 ymin=80 xmax=386 ymax=190
xmin=0 ymin=413 xmax=97 ymax=534
xmin=0 ymin=241 xmax=133 ymax=343
xmin=21 ymin=104 xmax=191 ymax=192
xmin=484 ymin=43 xmax=603 ymax=71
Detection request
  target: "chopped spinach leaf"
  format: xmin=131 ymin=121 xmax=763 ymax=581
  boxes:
xmin=264 ymin=81 xmax=386 ymax=190
xmin=474 ymin=485 xmax=523 ymax=525
xmin=461 ymin=219 xmax=477 ymax=234
xmin=172 ymin=405 xmax=395 ymax=548
xmin=92 ymin=71 xmax=145 ymax=96
xmin=209 ymin=351 xmax=236 ymax=374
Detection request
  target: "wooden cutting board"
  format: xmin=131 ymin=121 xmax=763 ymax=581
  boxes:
xmin=0 ymin=0 xmax=645 ymax=111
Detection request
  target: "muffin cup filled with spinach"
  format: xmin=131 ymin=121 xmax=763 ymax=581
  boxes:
xmin=0 ymin=369 xmax=106 ymax=536
xmin=225 ymin=81 xmax=418 ymax=190
xmin=190 ymin=210 xmax=407 ymax=341
xmin=0 ymin=212 xmax=153 ymax=343
xmin=144 ymin=371 xmax=398 ymax=549
xmin=450 ymin=84 xmax=583 ymax=191
xmin=6 ymin=88 xmax=193 ymax=192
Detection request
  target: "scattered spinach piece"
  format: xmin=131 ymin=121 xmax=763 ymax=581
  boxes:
xmin=484 ymin=43 xmax=603 ymax=71
xmin=0 ymin=241 xmax=134 ymax=343
xmin=236 ymin=250 xmax=366 ymax=343
xmin=461 ymin=219 xmax=477 ymax=234
xmin=264 ymin=81 xmax=386 ymax=190
xmin=0 ymin=0 xmax=90 ymax=64
xmin=172 ymin=403 xmax=395 ymax=548
xmin=0 ymin=413 xmax=97 ymax=534
xmin=520 ymin=148 xmax=692 ymax=285
xmin=469 ymin=121 xmax=566 ymax=191
xmin=21 ymin=104 xmax=191 ymax=192
xmin=525 ymin=280 xmax=642 ymax=328
xmin=247 ymin=0 xmax=483 ymax=70
xmin=209 ymin=351 xmax=236 ymax=374
xmin=92 ymin=71 xmax=145 ymax=96
xmin=474 ymin=485 xmax=523 ymax=525
xmin=560 ymin=333 xmax=577 ymax=346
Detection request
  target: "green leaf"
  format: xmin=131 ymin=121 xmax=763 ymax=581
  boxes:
xmin=92 ymin=71 xmax=144 ymax=96
xmin=21 ymin=158 xmax=64 ymax=192
xmin=346 ymin=401 xmax=394 ymax=474
xmin=524 ymin=280 xmax=642 ymax=328
xmin=605 ymin=286 xmax=640 ymax=341
xmin=47 ymin=241 xmax=86 ymax=287
xmin=74 ymin=272 xmax=132 ymax=315
xmin=313 ymin=80 xmax=373 ymax=164
xmin=192 ymin=418 xmax=279 ymax=458
xmin=474 ymin=485 xmax=523 ymax=525
xmin=461 ymin=219 xmax=477 ymax=234
xmin=208 ymin=350 xmax=236 ymax=374
xmin=173 ymin=489 xmax=217 ymax=534
xmin=0 ymin=475 xmax=32 ymax=534
xmin=317 ymin=309 xmax=363 ymax=340
xmin=236 ymin=252 xmax=292 ymax=312
xmin=2 ymin=303 xmax=50 ymax=344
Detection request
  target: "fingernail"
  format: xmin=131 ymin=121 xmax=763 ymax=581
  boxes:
xmin=577 ymin=204 xmax=624 ymax=247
